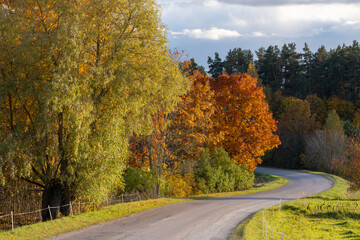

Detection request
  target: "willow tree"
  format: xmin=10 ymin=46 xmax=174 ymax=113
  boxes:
xmin=0 ymin=0 xmax=188 ymax=220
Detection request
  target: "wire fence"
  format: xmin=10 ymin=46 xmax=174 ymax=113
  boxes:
xmin=3 ymin=190 xmax=359 ymax=236
xmin=0 ymin=193 xmax=143 ymax=232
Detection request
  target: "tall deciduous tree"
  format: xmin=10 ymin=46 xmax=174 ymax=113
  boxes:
xmin=128 ymin=70 xmax=218 ymax=196
xmin=277 ymin=98 xmax=319 ymax=167
xmin=0 ymin=0 xmax=188 ymax=220
xmin=169 ymin=71 xmax=220 ymax=161
xmin=211 ymin=74 xmax=280 ymax=172
xmin=327 ymin=96 xmax=355 ymax=121
xmin=305 ymin=94 xmax=327 ymax=125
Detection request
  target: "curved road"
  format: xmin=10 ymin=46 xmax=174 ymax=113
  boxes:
xmin=49 ymin=168 xmax=333 ymax=240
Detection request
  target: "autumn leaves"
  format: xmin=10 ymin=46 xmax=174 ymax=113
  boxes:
xmin=127 ymin=69 xmax=280 ymax=196
xmin=0 ymin=0 xmax=280 ymax=217
xmin=130 ymin=71 xmax=281 ymax=172
xmin=211 ymin=74 xmax=280 ymax=172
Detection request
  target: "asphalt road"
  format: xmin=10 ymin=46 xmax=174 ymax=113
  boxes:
xmin=48 ymin=168 xmax=333 ymax=240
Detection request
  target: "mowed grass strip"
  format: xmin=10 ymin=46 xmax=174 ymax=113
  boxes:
xmin=232 ymin=172 xmax=360 ymax=240
xmin=0 ymin=172 xmax=288 ymax=240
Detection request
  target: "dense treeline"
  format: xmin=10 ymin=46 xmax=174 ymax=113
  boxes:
xmin=125 ymin=70 xmax=280 ymax=198
xmin=207 ymin=41 xmax=360 ymax=190
xmin=208 ymin=41 xmax=360 ymax=104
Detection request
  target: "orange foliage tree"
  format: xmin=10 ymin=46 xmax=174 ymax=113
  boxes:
xmin=127 ymin=68 xmax=220 ymax=197
xmin=169 ymin=71 xmax=221 ymax=161
xmin=210 ymin=74 xmax=280 ymax=172
xmin=128 ymin=137 xmax=150 ymax=170
xmin=129 ymin=66 xmax=220 ymax=167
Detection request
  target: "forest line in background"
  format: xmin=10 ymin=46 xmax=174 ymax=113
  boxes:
xmin=204 ymin=41 xmax=360 ymax=191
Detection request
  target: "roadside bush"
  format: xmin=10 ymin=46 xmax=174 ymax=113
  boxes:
xmin=124 ymin=165 xmax=195 ymax=198
xmin=123 ymin=167 xmax=156 ymax=194
xmin=195 ymin=147 xmax=254 ymax=194
xmin=162 ymin=171 xmax=195 ymax=197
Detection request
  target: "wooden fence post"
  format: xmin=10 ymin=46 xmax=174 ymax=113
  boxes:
xmin=69 ymin=201 xmax=73 ymax=216
xmin=48 ymin=206 xmax=53 ymax=221
xmin=262 ymin=210 xmax=265 ymax=237
xmin=279 ymin=199 xmax=282 ymax=212
xmin=11 ymin=211 xmax=14 ymax=231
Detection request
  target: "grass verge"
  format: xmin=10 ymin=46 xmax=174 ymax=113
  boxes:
xmin=232 ymin=171 xmax=360 ymax=240
xmin=0 ymin=172 xmax=288 ymax=240
xmin=0 ymin=198 xmax=188 ymax=240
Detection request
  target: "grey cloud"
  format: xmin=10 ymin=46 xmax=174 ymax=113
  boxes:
xmin=218 ymin=0 xmax=359 ymax=6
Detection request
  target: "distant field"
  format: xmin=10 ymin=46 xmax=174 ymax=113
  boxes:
xmin=0 ymin=172 xmax=287 ymax=240
xmin=232 ymin=172 xmax=360 ymax=240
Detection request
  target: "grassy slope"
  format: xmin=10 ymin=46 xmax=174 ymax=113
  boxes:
xmin=0 ymin=173 xmax=288 ymax=240
xmin=232 ymin=171 xmax=360 ymax=240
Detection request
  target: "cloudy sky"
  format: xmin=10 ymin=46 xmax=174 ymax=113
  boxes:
xmin=157 ymin=0 xmax=360 ymax=68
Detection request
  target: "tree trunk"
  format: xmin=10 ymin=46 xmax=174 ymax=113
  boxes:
xmin=41 ymin=179 xmax=62 ymax=221
xmin=41 ymin=180 xmax=71 ymax=221
xmin=60 ymin=183 xmax=71 ymax=216
xmin=156 ymin=175 xmax=160 ymax=198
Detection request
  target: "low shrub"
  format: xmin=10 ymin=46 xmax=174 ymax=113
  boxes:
xmin=123 ymin=167 xmax=156 ymax=194
xmin=195 ymin=147 xmax=254 ymax=194
xmin=162 ymin=171 xmax=195 ymax=197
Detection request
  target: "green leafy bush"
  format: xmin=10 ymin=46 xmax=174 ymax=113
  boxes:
xmin=123 ymin=167 xmax=156 ymax=193
xmin=124 ymin=167 xmax=195 ymax=197
xmin=195 ymin=147 xmax=254 ymax=193
xmin=343 ymin=120 xmax=360 ymax=138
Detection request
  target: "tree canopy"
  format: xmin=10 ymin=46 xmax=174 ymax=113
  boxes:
xmin=211 ymin=74 xmax=280 ymax=172
xmin=0 ymin=0 xmax=188 ymax=220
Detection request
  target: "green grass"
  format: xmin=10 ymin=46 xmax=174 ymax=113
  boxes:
xmin=0 ymin=173 xmax=288 ymax=240
xmin=232 ymin=171 xmax=360 ymax=240
xmin=0 ymin=198 xmax=188 ymax=240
